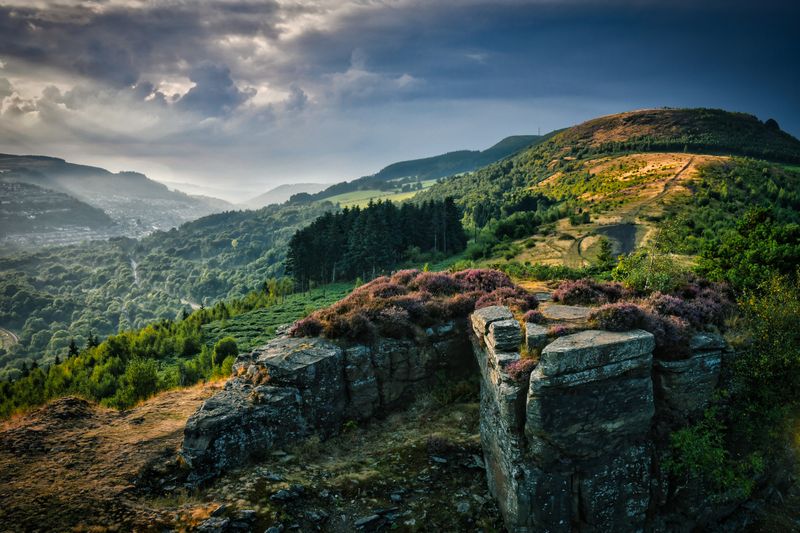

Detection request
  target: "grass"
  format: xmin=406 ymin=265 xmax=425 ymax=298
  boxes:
xmin=202 ymin=283 xmax=354 ymax=351
xmin=321 ymin=179 xmax=438 ymax=208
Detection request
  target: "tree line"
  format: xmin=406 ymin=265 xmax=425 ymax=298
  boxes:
xmin=286 ymin=199 xmax=467 ymax=289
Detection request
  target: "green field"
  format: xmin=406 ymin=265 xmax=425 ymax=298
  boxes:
xmin=321 ymin=179 xmax=438 ymax=208
xmin=201 ymin=282 xmax=354 ymax=351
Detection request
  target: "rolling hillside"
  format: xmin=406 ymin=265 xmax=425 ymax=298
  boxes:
xmin=417 ymin=108 xmax=800 ymax=267
xmin=0 ymin=154 xmax=232 ymax=244
xmin=242 ymin=183 xmax=328 ymax=209
xmin=0 ymin=182 xmax=113 ymax=239
xmin=305 ymin=134 xmax=545 ymax=204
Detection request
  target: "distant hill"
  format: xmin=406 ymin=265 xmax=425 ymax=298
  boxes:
xmin=242 ymin=183 xmax=328 ymax=209
xmin=0 ymin=153 xmax=233 ymax=245
xmin=550 ymin=108 xmax=800 ymax=162
xmin=0 ymin=181 xmax=113 ymax=237
xmin=308 ymin=134 xmax=544 ymax=202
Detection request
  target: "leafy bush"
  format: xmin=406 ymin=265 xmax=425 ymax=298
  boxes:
xmin=664 ymin=408 xmax=764 ymax=502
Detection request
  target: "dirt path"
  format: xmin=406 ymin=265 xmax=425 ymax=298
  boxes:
xmin=130 ymin=258 xmax=141 ymax=287
xmin=625 ymin=156 xmax=694 ymax=224
xmin=567 ymin=155 xmax=696 ymax=266
xmin=0 ymin=382 xmax=221 ymax=531
xmin=0 ymin=327 xmax=19 ymax=350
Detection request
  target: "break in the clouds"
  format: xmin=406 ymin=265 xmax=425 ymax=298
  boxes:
xmin=0 ymin=0 xmax=798 ymax=201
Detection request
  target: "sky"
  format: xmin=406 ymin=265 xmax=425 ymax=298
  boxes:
xmin=0 ymin=0 xmax=798 ymax=202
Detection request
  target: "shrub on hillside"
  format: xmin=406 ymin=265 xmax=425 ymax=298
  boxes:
xmin=289 ymin=268 xmax=537 ymax=342
xmin=523 ymin=309 xmax=546 ymax=324
xmin=552 ymin=278 xmax=625 ymax=305
xmin=410 ymin=272 xmax=461 ymax=295
xmin=588 ymin=303 xmax=648 ymax=332
xmin=588 ymin=302 xmax=692 ymax=359
xmin=390 ymin=269 xmax=421 ymax=285
xmin=475 ymin=286 xmax=539 ymax=312
xmin=454 ymin=269 xmax=514 ymax=292
xmin=288 ymin=316 xmax=324 ymax=337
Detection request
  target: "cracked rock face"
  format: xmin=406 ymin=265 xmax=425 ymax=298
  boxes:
xmin=180 ymin=322 xmax=472 ymax=480
xmin=181 ymin=305 xmax=734 ymax=532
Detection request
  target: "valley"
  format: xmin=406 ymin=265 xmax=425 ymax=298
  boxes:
xmin=1 ymin=108 xmax=800 ymax=532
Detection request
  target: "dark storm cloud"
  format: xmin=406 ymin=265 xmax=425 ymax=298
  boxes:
xmin=177 ymin=63 xmax=255 ymax=117
xmin=0 ymin=0 xmax=797 ymax=199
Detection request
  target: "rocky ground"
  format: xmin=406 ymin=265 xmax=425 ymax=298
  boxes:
xmin=0 ymin=378 xmax=504 ymax=532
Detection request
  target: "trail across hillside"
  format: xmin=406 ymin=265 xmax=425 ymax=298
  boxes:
xmin=0 ymin=327 xmax=19 ymax=350
xmin=567 ymin=155 xmax=698 ymax=266
xmin=130 ymin=258 xmax=140 ymax=287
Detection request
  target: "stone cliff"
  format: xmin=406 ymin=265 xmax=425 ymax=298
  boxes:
xmin=181 ymin=304 xmax=741 ymax=531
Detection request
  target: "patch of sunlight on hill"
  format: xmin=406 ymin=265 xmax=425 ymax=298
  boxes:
xmin=321 ymin=179 xmax=438 ymax=208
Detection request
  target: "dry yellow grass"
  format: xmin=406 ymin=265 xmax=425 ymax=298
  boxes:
xmin=515 ymin=153 xmax=726 ymax=268
xmin=0 ymin=382 xmax=222 ymax=531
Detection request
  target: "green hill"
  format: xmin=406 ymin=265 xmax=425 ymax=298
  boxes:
xmin=0 ymin=182 xmax=114 ymax=238
xmin=416 ymin=108 xmax=800 ymax=265
xmin=306 ymin=134 xmax=544 ymax=203
xmin=0 ymin=153 xmax=232 ymax=242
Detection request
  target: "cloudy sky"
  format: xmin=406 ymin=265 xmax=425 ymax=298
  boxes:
xmin=0 ymin=0 xmax=797 ymax=201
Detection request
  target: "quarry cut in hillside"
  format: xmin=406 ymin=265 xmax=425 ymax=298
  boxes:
xmin=179 ymin=298 xmax=782 ymax=532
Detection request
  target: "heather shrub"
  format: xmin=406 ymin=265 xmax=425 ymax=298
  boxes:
xmin=368 ymin=281 xmax=408 ymax=299
xmin=523 ymin=309 xmax=546 ymax=324
xmin=289 ymin=268 xmax=538 ymax=342
xmin=390 ymin=269 xmax=421 ymax=285
xmin=323 ymin=311 xmax=375 ymax=341
xmin=454 ymin=268 xmax=514 ymax=292
xmin=288 ymin=316 xmax=323 ymax=337
xmin=444 ymin=292 xmax=482 ymax=317
xmin=588 ymin=303 xmax=648 ymax=331
xmin=390 ymin=292 xmax=431 ymax=320
xmin=411 ymin=272 xmax=461 ymax=295
xmin=475 ymin=286 xmax=538 ymax=312
xmin=506 ymin=357 xmax=538 ymax=382
xmin=552 ymin=278 xmax=625 ymax=305
xmin=646 ymin=314 xmax=692 ymax=359
xmin=646 ymin=292 xmax=687 ymax=317
xmin=547 ymin=324 xmax=583 ymax=338
xmin=375 ymin=306 xmax=413 ymax=338
xmin=589 ymin=302 xmax=692 ymax=359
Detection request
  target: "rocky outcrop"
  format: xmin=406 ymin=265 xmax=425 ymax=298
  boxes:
xmin=653 ymin=332 xmax=725 ymax=420
xmin=180 ymin=322 xmax=472 ymax=480
xmin=476 ymin=324 xmax=656 ymax=531
xmin=473 ymin=307 xmax=741 ymax=532
xmin=181 ymin=304 xmax=738 ymax=530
